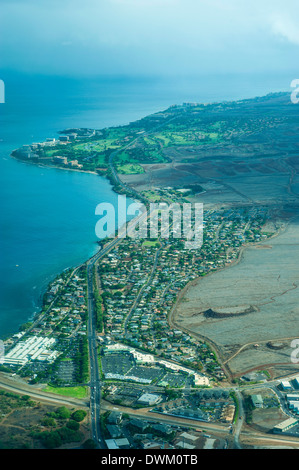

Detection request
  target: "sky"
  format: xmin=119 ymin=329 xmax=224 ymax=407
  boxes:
xmin=1 ymin=0 xmax=299 ymax=77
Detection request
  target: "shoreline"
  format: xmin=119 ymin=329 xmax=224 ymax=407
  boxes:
xmin=10 ymin=153 xmax=98 ymax=175
xmin=7 ymin=90 xmax=292 ymax=348
xmin=7 ymin=149 xmax=144 ymax=340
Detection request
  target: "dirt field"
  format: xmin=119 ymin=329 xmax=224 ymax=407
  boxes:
xmin=174 ymin=217 xmax=299 ymax=377
xmin=0 ymin=400 xmax=90 ymax=449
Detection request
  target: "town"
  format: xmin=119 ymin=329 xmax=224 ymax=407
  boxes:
xmin=4 ymin=94 xmax=299 ymax=449
xmin=1 ymin=198 xmax=292 ymax=449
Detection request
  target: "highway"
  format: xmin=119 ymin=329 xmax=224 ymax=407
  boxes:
xmin=0 ymin=373 xmax=89 ymax=408
xmin=87 ymin=254 xmax=102 ymax=447
xmin=101 ymin=399 xmax=231 ymax=435
xmin=86 ymin=207 xmax=150 ymax=448
xmin=86 ymin=235 xmax=125 ymax=448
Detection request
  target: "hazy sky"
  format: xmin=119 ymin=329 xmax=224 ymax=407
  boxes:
xmin=1 ymin=0 xmax=299 ymax=76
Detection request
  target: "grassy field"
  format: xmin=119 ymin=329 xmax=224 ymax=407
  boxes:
xmin=44 ymin=386 xmax=88 ymax=399
xmin=73 ymin=140 xmax=120 ymax=153
xmin=154 ymin=131 xmax=220 ymax=146
xmin=117 ymin=163 xmax=144 ymax=174
xmin=142 ymin=190 xmax=162 ymax=201
xmin=142 ymin=240 xmax=160 ymax=247
xmin=154 ymin=133 xmax=173 ymax=146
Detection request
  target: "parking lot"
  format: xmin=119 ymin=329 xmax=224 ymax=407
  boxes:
xmin=101 ymin=354 xmax=134 ymax=376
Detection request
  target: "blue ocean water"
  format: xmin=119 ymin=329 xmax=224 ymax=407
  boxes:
xmin=0 ymin=72 xmax=292 ymax=338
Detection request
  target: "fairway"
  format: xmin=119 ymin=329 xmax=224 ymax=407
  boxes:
xmin=117 ymin=163 xmax=144 ymax=174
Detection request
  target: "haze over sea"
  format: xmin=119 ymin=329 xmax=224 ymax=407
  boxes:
xmin=0 ymin=72 xmax=292 ymax=338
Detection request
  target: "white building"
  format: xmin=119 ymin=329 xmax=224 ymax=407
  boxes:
xmin=281 ymin=380 xmax=292 ymax=391
xmin=137 ymin=393 xmax=162 ymax=406
xmin=4 ymin=336 xmax=59 ymax=366
xmin=273 ymin=417 xmax=298 ymax=433
xmin=286 ymin=394 xmax=299 ymax=402
xmin=288 ymin=401 xmax=299 ymax=414
xmin=105 ymin=439 xmax=119 ymax=450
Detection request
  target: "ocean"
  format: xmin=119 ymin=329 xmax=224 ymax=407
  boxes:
xmin=0 ymin=71 xmax=293 ymax=338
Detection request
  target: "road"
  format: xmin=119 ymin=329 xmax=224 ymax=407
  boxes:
xmin=101 ymin=399 xmax=230 ymax=435
xmin=84 ymin=114 xmax=178 ymax=447
xmin=233 ymin=389 xmax=245 ymax=449
xmin=0 ymin=373 xmax=88 ymax=408
xmin=108 ymin=114 xmax=176 ymax=198
xmin=86 ymin=207 xmax=150 ymax=448
xmin=124 ymin=244 xmax=163 ymax=335
xmin=87 ymin=254 xmax=103 ymax=447
xmin=86 ymin=235 xmax=126 ymax=448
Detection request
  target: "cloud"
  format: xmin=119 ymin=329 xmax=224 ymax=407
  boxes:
xmin=0 ymin=0 xmax=298 ymax=76
xmin=271 ymin=15 xmax=299 ymax=45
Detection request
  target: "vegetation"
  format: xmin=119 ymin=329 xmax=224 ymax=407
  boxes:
xmin=74 ymin=336 xmax=89 ymax=383
xmin=117 ymin=163 xmax=144 ymax=174
xmin=230 ymin=391 xmax=239 ymax=424
xmin=243 ymin=394 xmax=255 ymax=424
xmin=31 ymin=426 xmax=83 ymax=449
xmin=44 ymin=386 xmax=88 ymax=399
xmin=29 ymin=406 xmax=87 ymax=448
xmin=82 ymin=438 xmax=97 ymax=449
xmin=71 ymin=409 xmax=87 ymax=422
xmin=0 ymin=390 xmax=35 ymax=416
xmin=66 ymin=419 xmax=80 ymax=431
xmin=94 ymin=290 xmax=104 ymax=332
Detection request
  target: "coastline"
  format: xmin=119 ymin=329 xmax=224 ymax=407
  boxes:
xmin=8 ymin=146 xmax=144 ymax=339
xmin=7 ymin=91 xmax=292 ymax=350
xmin=10 ymin=153 xmax=98 ymax=175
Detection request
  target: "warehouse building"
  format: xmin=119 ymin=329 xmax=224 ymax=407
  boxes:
xmin=286 ymin=394 xmax=299 ymax=402
xmin=4 ymin=336 xmax=59 ymax=366
xmin=273 ymin=417 xmax=298 ymax=433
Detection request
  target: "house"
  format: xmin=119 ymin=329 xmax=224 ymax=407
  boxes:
xmin=129 ymin=418 xmax=148 ymax=432
xmin=251 ymin=394 xmax=263 ymax=408
xmin=107 ymin=411 xmax=122 ymax=425
xmin=114 ymin=438 xmax=130 ymax=449
xmin=105 ymin=439 xmax=119 ymax=449
xmin=151 ymin=424 xmax=172 ymax=436
xmin=106 ymin=425 xmax=123 ymax=439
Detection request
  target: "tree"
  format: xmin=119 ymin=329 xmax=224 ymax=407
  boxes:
xmin=165 ymin=389 xmax=181 ymax=400
xmin=21 ymin=395 xmax=31 ymax=401
xmin=67 ymin=419 xmax=80 ymax=431
xmin=56 ymin=406 xmax=71 ymax=420
xmin=82 ymin=439 xmax=96 ymax=449
xmin=42 ymin=417 xmax=56 ymax=428
xmin=57 ymin=426 xmax=82 ymax=443
xmin=43 ymin=431 xmax=62 ymax=449
xmin=71 ymin=410 xmax=87 ymax=422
